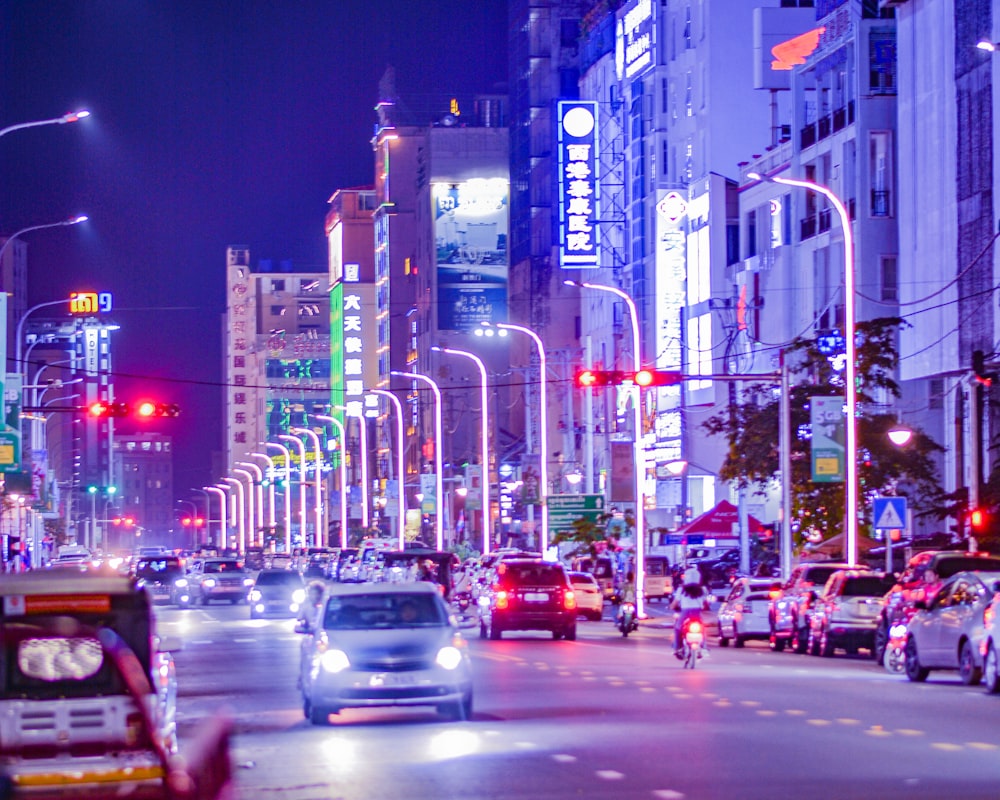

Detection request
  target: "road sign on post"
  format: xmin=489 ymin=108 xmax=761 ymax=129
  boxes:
xmin=547 ymin=494 xmax=605 ymax=532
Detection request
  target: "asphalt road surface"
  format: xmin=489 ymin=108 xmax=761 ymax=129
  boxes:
xmin=157 ymin=602 xmax=1000 ymax=800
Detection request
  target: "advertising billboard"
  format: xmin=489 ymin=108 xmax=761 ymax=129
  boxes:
xmin=557 ymin=100 xmax=600 ymax=269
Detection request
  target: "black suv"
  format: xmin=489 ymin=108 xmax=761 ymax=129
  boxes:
xmin=478 ymin=559 xmax=578 ymax=641
xmin=132 ymin=555 xmax=187 ymax=605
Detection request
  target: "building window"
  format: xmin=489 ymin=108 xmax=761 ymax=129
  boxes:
xmin=685 ymin=73 xmax=693 ymax=117
xmin=271 ymin=280 xmax=286 ymax=292
xmin=929 ymin=378 xmax=944 ymax=410
xmin=880 ymin=256 xmax=898 ymax=302
xmin=869 ymin=29 xmax=896 ymax=95
xmin=870 ymin=131 xmax=892 ymax=217
xmin=683 ymin=5 xmax=692 ymax=49
xmin=270 ymin=305 xmax=286 ymax=316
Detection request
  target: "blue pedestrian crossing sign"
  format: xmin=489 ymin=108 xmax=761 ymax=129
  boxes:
xmin=873 ymin=497 xmax=908 ymax=531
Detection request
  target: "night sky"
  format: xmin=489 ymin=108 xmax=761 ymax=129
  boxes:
xmin=0 ymin=2 xmax=508 ymax=495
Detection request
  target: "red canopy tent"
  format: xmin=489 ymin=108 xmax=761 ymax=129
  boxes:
xmin=673 ymin=500 xmax=767 ymax=539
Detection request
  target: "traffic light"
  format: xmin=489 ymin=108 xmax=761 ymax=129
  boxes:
xmin=631 ymin=368 xmax=683 ymax=387
xmin=86 ymin=401 xmax=129 ymax=418
xmin=970 ymin=508 xmax=986 ymax=530
xmin=973 ymin=350 xmax=994 ymax=387
xmin=112 ymin=516 xmax=135 ymax=527
xmin=574 ymin=369 xmax=625 ymax=387
xmin=136 ymin=401 xmax=181 ymax=418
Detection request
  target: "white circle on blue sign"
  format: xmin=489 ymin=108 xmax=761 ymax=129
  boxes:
xmin=562 ymin=106 xmax=595 ymax=138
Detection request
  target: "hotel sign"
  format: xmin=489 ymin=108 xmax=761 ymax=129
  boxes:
xmin=557 ymin=101 xmax=600 ymax=269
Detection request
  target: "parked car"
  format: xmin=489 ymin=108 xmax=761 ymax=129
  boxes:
xmin=297 ymin=582 xmax=473 ymax=724
xmin=807 ymin=570 xmax=895 ymax=657
xmin=978 ymin=589 xmax=1000 ymax=694
xmin=249 ymin=568 xmax=307 ymax=619
xmin=568 ymin=571 xmax=604 ymax=621
xmin=873 ymin=551 xmax=1000 ymax=663
xmin=478 ymin=558 xmax=578 ymax=640
xmin=903 ymin=570 xmax=1000 ymax=684
xmin=769 ymin=562 xmax=862 ymax=653
xmin=717 ymin=577 xmax=780 ymax=648
xmin=132 ymin=554 xmax=189 ymax=605
xmin=186 ymin=558 xmax=254 ymax=605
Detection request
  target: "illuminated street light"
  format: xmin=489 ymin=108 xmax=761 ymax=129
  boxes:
xmin=335 ymin=405 xmax=371 ymax=531
xmin=391 ymin=370 xmax=444 ymax=551
xmin=0 ymin=109 xmax=90 ymax=140
xmin=278 ymin=434 xmax=310 ymax=548
xmin=476 ymin=322 xmax=549 ymax=555
xmin=236 ymin=461 xmax=265 ymax=547
xmin=366 ymin=393 xmax=406 ymax=551
xmin=204 ymin=485 xmax=228 ymax=548
xmin=248 ymin=453 xmax=278 ymax=539
xmin=433 ymin=345 xmax=492 ymax=556
xmin=887 ymin=427 xmax=913 ymax=447
xmin=748 ymin=171 xmax=859 ymax=566
xmin=291 ymin=427 xmax=325 ymax=548
xmin=314 ymin=415 xmax=349 ymax=549
xmin=221 ymin=477 xmax=246 ymax=554
xmin=564 ymin=279 xmax=647 ymax=617
xmin=263 ymin=442 xmax=294 ymax=555
xmin=1 ymin=215 xmax=88 ymax=266
xmin=232 ymin=468 xmax=256 ymax=552
xmin=977 ymin=39 xmax=998 ymax=52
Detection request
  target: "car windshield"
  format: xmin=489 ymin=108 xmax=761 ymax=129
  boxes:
xmin=805 ymin=567 xmax=842 ymax=585
xmin=842 ymin=576 xmax=894 ymax=597
xmin=570 ymin=573 xmax=597 ymax=586
xmin=323 ymin=593 xmax=446 ymax=630
xmin=135 ymin=559 xmax=182 ymax=579
xmin=646 ymin=560 xmax=668 ymax=576
xmin=204 ymin=560 xmax=243 ymax=574
xmin=255 ymin=571 xmax=303 ymax=587
xmin=936 ymin=557 xmax=1000 ymax=579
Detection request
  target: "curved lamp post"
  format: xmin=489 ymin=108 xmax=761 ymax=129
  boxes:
xmin=232 ymin=469 xmax=256 ymax=552
xmin=391 ymin=370 xmax=444 ymax=551
xmin=0 ymin=109 xmax=90 ymax=140
xmin=496 ymin=323 xmax=549 ymax=556
xmin=369 ymin=390 xmax=407 ymax=551
xmin=314 ymin=415 xmax=349 ymax=549
xmin=263 ymin=441 xmax=293 ymax=555
xmin=236 ymin=461 xmax=265 ymax=548
xmin=248 ymin=453 xmax=278 ymax=540
xmin=335 ymin=405 xmax=371 ymax=531
xmin=279 ymin=434 xmax=310 ymax=547
xmin=747 ymin=171 xmax=858 ymax=566
xmin=291 ymin=427 xmax=325 ymax=549
xmin=221 ymin=477 xmax=246 ymax=554
xmin=565 ymin=279 xmax=647 ymax=616
xmin=432 ymin=346 xmax=491 ymax=556
xmin=204 ymin=485 xmax=228 ymax=548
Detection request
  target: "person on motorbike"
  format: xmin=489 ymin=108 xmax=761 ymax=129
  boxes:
xmin=297 ymin=580 xmax=326 ymax=631
xmin=671 ymin=566 xmax=709 ymax=658
xmin=615 ymin=570 xmax=637 ymax=626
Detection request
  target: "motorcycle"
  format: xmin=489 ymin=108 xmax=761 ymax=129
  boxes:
xmin=452 ymin=590 xmax=472 ymax=615
xmin=679 ymin=617 xmax=707 ymax=669
xmin=883 ymin=621 xmax=907 ymax=674
xmin=617 ymin=602 xmax=639 ymax=638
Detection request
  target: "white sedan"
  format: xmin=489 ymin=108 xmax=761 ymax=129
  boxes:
xmin=569 ymin=571 xmax=604 ymax=621
xmin=717 ymin=577 xmax=780 ymax=647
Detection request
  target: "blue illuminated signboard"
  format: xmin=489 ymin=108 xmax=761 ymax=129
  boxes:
xmin=615 ymin=0 xmax=654 ymax=81
xmin=557 ymin=101 xmax=599 ymax=269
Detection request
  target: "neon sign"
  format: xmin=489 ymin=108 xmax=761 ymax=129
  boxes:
xmin=770 ymin=27 xmax=825 ymax=71
xmin=615 ymin=0 xmax=654 ymax=81
xmin=557 ymin=101 xmax=600 ymax=269
xmin=69 ymin=291 xmax=113 ymax=315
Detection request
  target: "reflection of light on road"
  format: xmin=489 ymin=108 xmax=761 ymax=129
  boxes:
xmin=321 ymin=735 xmax=358 ymax=771
xmin=245 ymin=619 xmax=270 ymax=629
xmin=426 ymin=729 xmax=480 ymax=760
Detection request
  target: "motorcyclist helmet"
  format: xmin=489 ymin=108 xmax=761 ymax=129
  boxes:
xmin=683 ymin=566 xmax=702 ymax=586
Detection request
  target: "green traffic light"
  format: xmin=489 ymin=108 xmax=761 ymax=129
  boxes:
xmin=87 ymin=485 xmax=98 ymax=494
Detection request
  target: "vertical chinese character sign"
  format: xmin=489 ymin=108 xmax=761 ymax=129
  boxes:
xmin=557 ymin=100 xmax=600 ymax=269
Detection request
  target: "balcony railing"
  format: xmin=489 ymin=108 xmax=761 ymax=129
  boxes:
xmin=800 ymin=102 xmax=856 ymax=149
xmin=872 ymin=189 xmax=891 ymax=217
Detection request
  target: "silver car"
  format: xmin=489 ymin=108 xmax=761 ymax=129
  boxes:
xmin=297 ymin=582 xmax=473 ymax=724
xmin=717 ymin=577 xmax=780 ymax=647
xmin=905 ymin=571 xmax=1000 ymax=685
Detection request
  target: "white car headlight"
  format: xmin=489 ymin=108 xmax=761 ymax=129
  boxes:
xmin=174 ymin=578 xmax=188 ymax=588
xmin=249 ymin=590 xmax=262 ymax=602
xmin=203 ymin=578 xmax=216 ymax=588
xmin=320 ymin=649 xmax=350 ymax=674
xmin=435 ymin=646 xmax=464 ymax=671
xmin=243 ymin=577 xmax=254 ymax=587
xmin=292 ymin=589 xmax=306 ymax=604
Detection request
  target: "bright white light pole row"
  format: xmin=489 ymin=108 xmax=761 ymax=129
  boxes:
xmin=203 ymin=485 xmax=227 ymax=547
xmin=235 ymin=461 xmax=264 ymax=545
xmin=391 ymin=370 xmax=444 ymax=551
xmin=291 ymin=427 xmax=325 ymax=548
xmin=564 ymin=279 xmax=647 ymax=617
xmin=278 ymin=434 xmax=309 ymax=547
xmin=232 ymin=468 xmax=256 ymax=551
xmin=221 ymin=477 xmax=245 ymax=554
xmin=0 ymin=109 xmax=89 ymax=139
xmin=248 ymin=452 xmax=277 ymax=532
xmin=313 ymin=415 xmax=348 ymax=549
xmin=365 ymin=394 xmax=406 ymax=551
xmin=748 ymin=170 xmax=858 ymax=565
xmin=433 ymin=346 xmax=491 ymax=557
xmin=263 ymin=442 xmax=293 ymax=555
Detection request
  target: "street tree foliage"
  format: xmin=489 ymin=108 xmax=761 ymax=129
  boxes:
xmin=552 ymin=508 xmax=635 ymax=558
xmin=701 ymin=318 xmax=944 ymax=546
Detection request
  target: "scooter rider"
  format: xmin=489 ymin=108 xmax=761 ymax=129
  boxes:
xmin=615 ymin=570 xmax=637 ymax=625
xmin=672 ymin=566 xmax=709 ymax=658
xmin=297 ymin=580 xmax=326 ymax=631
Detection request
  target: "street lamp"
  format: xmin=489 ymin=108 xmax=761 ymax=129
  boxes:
xmin=335 ymin=404 xmax=371 ymax=531
xmin=747 ymin=171 xmax=859 ymax=566
xmin=496 ymin=322 xmax=549 ymax=555
xmin=391 ymin=370 xmax=444 ymax=551
xmin=278 ymin=434 xmax=310 ymax=547
xmin=264 ymin=442 xmax=293 ymax=555
xmin=232 ymin=469 xmax=256 ymax=552
xmin=291 ymin=427 xmax=325 ymax=549
xmin=366 ymin=393 xmax=406 ymax=551
xmin=314 ymin=416 xmax=349 ymax=549
xmin=221 ymin=477 xmax=246 ymax=554
xmin=1 ymin=215 xmax=88 ymax=267
xmin=432 ymin=346 xmax=491 ymax=556
xmin=204 ymin=485 xmax=228 ymax=548
xmin=0 ymin=109 xmax=90 ymax=140
xmin=248 ymin=453 xmax=278 ymax=540
xmin=564 ymin=279 xmax=647 ymax=616
xmin=236 ymin=461 xmax=265 ymax=547
xmin=15 ymin=289 xmax=89 ymax=379
xmin=977 ymin=39 xmax=999 ymax=52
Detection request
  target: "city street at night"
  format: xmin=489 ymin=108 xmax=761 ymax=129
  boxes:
xmin=161 ymin=604 xmax=1000 ymax=800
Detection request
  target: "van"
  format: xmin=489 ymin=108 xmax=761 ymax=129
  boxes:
xmin=0 ymin=572 xmax=178 ymax=796
xmin=643 ymin=555 xmax=673 ymax=601
xmin=356 ymin=538 xmax=398 ymax=582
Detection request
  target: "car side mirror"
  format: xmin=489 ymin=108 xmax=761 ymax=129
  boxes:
xmin=294 ymin=620 xmax=312 ymax=634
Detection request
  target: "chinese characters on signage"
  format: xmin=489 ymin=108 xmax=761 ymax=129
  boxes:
xmin=433 ymin=179 xmax=509 ymax=331
xmin=343 ymin=291 xmax=365 ymax=418
xmin=615 ymin=0 xmax=654 ymax=81
xmin=228 ymin=265 xmax=252 ymax=450
xmin=557 ymin=101 xmax=599 ymax=269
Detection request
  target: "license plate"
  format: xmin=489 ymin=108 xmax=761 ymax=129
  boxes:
xmin=687 ymin=633 xmax=703 ymax=645
xmin=370 ymin=673 xmax=415 ymax=687
xmin=523 ymin=592 xmax=549 ymax=602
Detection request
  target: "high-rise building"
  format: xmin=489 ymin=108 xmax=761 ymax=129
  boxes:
xmin=112 ymin=432 xmax=174 ymax=551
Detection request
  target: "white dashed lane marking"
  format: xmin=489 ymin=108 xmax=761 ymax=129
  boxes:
xmin=596 ymin=770 xmax=625 ymax=780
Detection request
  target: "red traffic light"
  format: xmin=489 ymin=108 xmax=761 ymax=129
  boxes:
xmin=136 ymin=401 xmax=158 ymax=417
xmin=87 ymin=401 xmax=129 ymax=418
xmin=574 ymin=369 xmax=624 ymax=387
xmin=88 ymin=401 xmax=109 ymax=417
xmin=971 ymin=508 xmax=986 ymax=529
xmin=631 ymin=369 xmax=683 ymax=387
xmin=112 ymin=516 xmax=135 ymax=527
